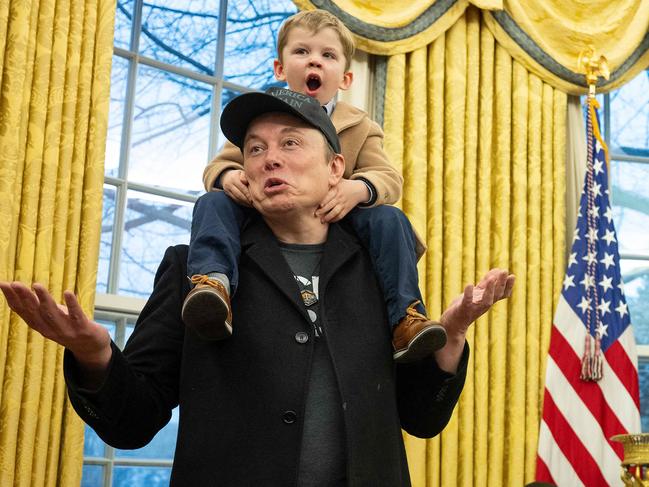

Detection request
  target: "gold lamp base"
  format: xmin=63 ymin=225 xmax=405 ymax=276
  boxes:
xmin=611 ymin=434 xmax=649 ymax=486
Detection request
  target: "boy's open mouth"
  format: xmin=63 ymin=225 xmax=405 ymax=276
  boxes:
xmin=306 ymin=74 xmax=321 ymax=91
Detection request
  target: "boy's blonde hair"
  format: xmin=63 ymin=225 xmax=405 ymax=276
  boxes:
xmin=277 ymin=9 xmax=356 ymax=71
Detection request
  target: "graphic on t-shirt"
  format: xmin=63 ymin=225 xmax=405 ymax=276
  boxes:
xmin=294 ymin=274 xmax=321 ymax=336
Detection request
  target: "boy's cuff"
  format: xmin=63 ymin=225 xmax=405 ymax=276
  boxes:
xmin=356 ymin=177 xmax=377 ymax=207
xmin=214 ymin=169 xmax=233 ymax=190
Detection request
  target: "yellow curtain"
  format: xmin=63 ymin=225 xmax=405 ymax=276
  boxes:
xmin=0 ymin=0 xmax=115 ymax=486
xmin=383 ymin=8 xmax=566 ymax=486
xmin=294 ymin=0 xmax=649 ymax=94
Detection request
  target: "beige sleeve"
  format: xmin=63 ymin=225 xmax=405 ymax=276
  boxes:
xmin=202 ymin=140 xmax=244 ymax=192
xmin=348 ymin=119 xmax=403 ymax=206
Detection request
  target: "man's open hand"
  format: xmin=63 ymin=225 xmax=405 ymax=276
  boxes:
xmin=440 ymin=268 xmax=515 ymax=341
xmin=0 ymin=282 xmax=112 ymax=370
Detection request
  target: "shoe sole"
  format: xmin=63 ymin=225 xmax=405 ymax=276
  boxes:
xmin=393 ymin=325 xmax=447 ymax=363
xmin=181 ymin=288 xmax=232 ymax=341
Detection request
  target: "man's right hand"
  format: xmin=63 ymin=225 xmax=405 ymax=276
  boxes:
xmin=0 ymin=282 xmax=112 ymax=374
xmin=221 ymin=169 xmax=252 ymax=206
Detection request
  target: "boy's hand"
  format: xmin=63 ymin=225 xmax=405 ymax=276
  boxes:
xmin=221 ymin=169 xmax=252 ymax=207
xmin=315 ymin=179 xmax=370 ymax=223
xmin=0 ymin=282 xmax=113 ymax=371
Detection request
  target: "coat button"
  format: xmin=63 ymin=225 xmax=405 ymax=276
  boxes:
xmin=282 ymin=410 xmax=297 ymax=424
xmin=295 ymin=331 xmax=309 ymax=344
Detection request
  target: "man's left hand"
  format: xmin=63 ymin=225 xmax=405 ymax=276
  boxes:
xmin=440 ymin=268 xmax=515 ymax=342
xmin=315 ymin=179 xmax=369 ymax=223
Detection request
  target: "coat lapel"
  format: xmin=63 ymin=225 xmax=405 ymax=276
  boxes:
xmin=241 ymin=218 xmax=308 ymax=322
xmin=314 ymin=223 xmax=362 ymax=301
xmin=241 ymin=218 xmax=362 ymax=321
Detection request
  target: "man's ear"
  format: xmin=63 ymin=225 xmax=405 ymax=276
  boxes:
xmin=273 ymin=59 xmax=286 ymax=81
xmin=328 ymin=153 xmax=345 ymax=186
xmin=338 ymin=71 xmax=353 ymax=91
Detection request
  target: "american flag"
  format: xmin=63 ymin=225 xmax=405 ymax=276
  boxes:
xmin=536 ymin=98 xmax=641 ymax=486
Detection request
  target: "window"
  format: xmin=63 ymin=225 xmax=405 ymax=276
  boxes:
xmin=602 ymin=69 xmax=649 ymax=432
xmin=86 ymin=0 xmax=297 ymax=485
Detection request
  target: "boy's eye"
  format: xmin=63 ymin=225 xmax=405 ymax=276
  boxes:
xmin=323 ymin=52 xmax=336 ymax=59
xmin=248 ymin=145 xmax=264 ymax=154
xmin=294 ymin=48 xmax=307 ymax=55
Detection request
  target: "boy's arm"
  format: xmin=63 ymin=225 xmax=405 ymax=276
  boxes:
xmin=203 ymin=139 xmax=244 ymax=192
xmin=348 ymin=119 xmax=403 ymax=207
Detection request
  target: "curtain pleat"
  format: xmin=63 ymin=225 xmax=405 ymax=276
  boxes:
xmin=0 ymin=0 xmax=115 ymax=485
xmin=383 ymin=8 xmax=566 ymax=486
xmin=295 ymin=0 xmax=649 ymax=93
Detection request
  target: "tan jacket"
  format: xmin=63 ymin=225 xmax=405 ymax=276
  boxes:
xmin=202 ymin=101 xmax=402 ymax=207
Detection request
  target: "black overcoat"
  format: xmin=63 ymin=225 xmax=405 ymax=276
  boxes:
xmin=65 ymin=218 xmax=468 ymax=486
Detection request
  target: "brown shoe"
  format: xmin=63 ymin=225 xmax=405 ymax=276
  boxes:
xmin=392 ymin=301 xmax=447 ymax=363
xmin=182 ymin=275 xmax=232 ymax=340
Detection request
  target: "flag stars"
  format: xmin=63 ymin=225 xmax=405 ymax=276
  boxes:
xmin=577 ymin=297 xmax=591 ymax=314
xmin=615 ymin=301 xmax=628 ymax=319
xmin=563 ymin=274 xmax=576 ymax=291
xmin=595 ymin=322 xmax=609 ymax=338
xmin=586 ymin=227 xmax=599 ymax=244
xmin=588 ymin=204 xmax=600 ymax=220
xmin=582 ymin=251 xmax=597 ymax=265
xmin=598 ymin=275 xmax=613 ymax=293
xmin=580 ymin=274 xmax=595 ymax=290
xmin=600 ymin=252 xmax=615 ymax=269
xmin=602 ymin=229 xmax=617 ymax=246
xmin=593 ymin=158 xmax=604 ymax=176
xmin=597 ymin=299 xmax=611 ymax=316
xmin=568 ymin=252 xmax=577 ymax=268
xmin=592 ymin=182 xmax=602 ymax=197
xmin=573 ymin=228 xmax=580 ymax=242
xmin=603 ymin=206 xmax=613 ymax=223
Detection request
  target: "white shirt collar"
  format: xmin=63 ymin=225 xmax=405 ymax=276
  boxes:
xmin=322 ymin=98 xmax=336 ymax=117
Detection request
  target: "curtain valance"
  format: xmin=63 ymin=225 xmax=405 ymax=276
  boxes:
xmin=293 ymin=0 xmax=649 ymax=94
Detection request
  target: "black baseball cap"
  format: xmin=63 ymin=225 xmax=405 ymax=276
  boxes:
xmin=220 ymin=87 xmax=341 ymax=154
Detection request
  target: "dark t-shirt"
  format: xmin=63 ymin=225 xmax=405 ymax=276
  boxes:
xmin=279 ymin=242 xmax=347 ymax=486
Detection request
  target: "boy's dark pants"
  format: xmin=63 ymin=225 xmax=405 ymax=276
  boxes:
xmin=188 ymin=191 xmax=427 ymax=327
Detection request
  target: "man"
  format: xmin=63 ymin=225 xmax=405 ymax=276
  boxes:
xmin=0 ymin=89 xmax=514 ymax=486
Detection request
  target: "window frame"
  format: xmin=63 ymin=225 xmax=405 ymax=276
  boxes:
xmin=602 ymin=90 xmax=649 ymax=363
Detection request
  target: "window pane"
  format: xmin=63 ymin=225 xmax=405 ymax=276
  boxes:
xmin=128 ymin=64 xmax=210 ymax=194
xmin=224 ymin=0 xmax=296 ymax=89
xmin=139 ymin=0 xmax=220 ymax=75
xmin=116 ymin=407 xmax=179 ymax=460
xmin=640 ymin=359 xmax=649 ymax=432
xmin=610 ymin=161 xmax=649 ymax=256
xmin=621 ymin=259 xmax=649 ymax=345
xmin=119 ymin=190 xmax=192 ymax=298
xmin=95 ymin=319 xmax=117 ymax=341
xmin=114 ymin=0 xmax=134 ymax=50
xmin=81 ymin=464 xmax=105 ymax=487
xmin=83 ymin=424 xmax=105 ymax=457
xmin=98 ymin=185 xmax=117 ymax=294
xmin=106 ymin=56 xmax=130 ymax=178
xmin=610 ymin=70 xmax=649 ymax=156
xmin=113 ymin=466 xmax=172 ymax=486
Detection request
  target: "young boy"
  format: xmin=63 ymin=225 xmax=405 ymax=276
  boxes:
xmin=184 ymin=9 xmax=445 ymax=363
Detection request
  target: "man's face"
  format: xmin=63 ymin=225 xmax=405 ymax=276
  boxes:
xmin=243 ymin=112 xmax=341 ymax=217
xmin=274 ymin=26 xmax=353 ymax=106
